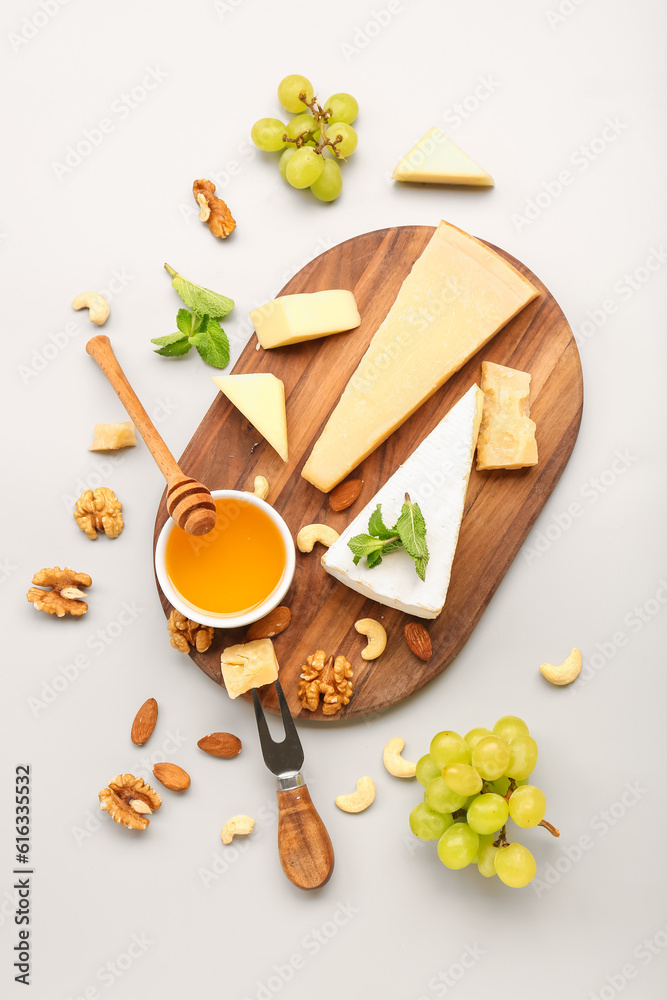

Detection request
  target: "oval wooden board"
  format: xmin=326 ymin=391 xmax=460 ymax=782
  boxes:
xmin=153 ymin=225 xmax=583 ymax=721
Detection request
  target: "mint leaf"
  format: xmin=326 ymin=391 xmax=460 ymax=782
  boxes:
xmin=366 ymin=550 xmax=383 ymax=569
xmin=348 ymin=533 xmax=386 ymax=562
xmin=164 ymin=263 xmax=234 ymax=319
xmin=189 ymin=316 xmax=230 ymax=369
xmin=176 ymin=309 xmax=195 ymax=336
xmin=395 ymin=494 xmax=429 ymax=581
xmin=151 ymin=333 xmax=191 ymax=357
xmin=368 ymin=505 xmax=395 ymax=540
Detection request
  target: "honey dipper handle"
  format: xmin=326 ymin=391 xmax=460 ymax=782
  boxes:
xmin=86 ymin=335 xmax=180 ymax=482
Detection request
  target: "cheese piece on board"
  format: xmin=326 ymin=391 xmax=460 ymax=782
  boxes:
xmin=220 ymin=638 xmax=279 ymax=699
xmin=302 ymin=220 xmax=538 ymax=492
xmin=476 ymin=362 xmax=538 ymax=470
xmin=322 ymin=385 xmax=484 ymax=619
xmin=250 ymin=290 xmax=361 ymax=349
xmin=392 ymin=127 xmax=494 ymax=186
xmin=212 ymin=373 xmax=288 ymax=462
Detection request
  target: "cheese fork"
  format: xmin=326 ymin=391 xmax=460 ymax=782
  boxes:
xmin=251 ymin=681 xmax=334 ymax=890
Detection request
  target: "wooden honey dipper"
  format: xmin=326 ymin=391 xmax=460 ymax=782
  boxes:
xmin=86 ymin=335 xmax=217 ymax=536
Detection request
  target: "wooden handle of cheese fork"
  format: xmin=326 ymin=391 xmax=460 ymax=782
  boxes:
xmin=276 ymin=784 xmax=335 ymax=890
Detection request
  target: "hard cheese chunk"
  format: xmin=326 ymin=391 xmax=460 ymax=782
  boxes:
xmin=322 ymin=385 xmax=484 ymax=619
xmin=220 ymin=638 xmax=279 ymax=698
xmin=212 ymin=373 xmax=288 ymax=462
xmin=392 ymin=127 xmax=494 ymax=186
xmin=302 ymin=220 xmax=538 ymax=492
xmin=250 ymin=290 xmax=361 ymax=349
xmin=476 ymin=361 xmax=538 ymax=470
xmin=89 ymin=422 xmax=137 ymax=451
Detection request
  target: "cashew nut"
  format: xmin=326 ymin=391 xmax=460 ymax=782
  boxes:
xmin=72 ymin=292 xmax=109 ymax=326
xmin=355 ymin=618 xmax=387 ymax=660
xmin=334 ymin=776 xmax=375 ymax=813
xmin=252 ymin=476 xmax=269 ymax=501
xmin=196 ymin=192 xmax=211 ymax=221
xmin=382 ymin=737 xmax=417 ymax=778
xmin=296 ymin=523 xmax=339 ymax=553
xmin=539 ymin=647 xmax=582 ymax=686
xmin=221 ymin=814 xmax=255 ymax=844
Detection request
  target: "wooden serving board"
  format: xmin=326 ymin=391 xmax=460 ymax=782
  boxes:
xmin=153 ymin=225 xmax=583 ymax=721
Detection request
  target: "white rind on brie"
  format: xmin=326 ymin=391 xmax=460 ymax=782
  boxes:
xmin=321 ymin=385 xmax=484 ymax=619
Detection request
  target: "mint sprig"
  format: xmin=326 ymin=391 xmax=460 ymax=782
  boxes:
xmin=153 ymin=266 xmax=234 ymax=369
xmin=348 ymin=494 xmax=429 ymax=580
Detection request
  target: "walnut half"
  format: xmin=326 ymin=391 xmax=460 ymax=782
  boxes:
xmin=74 ymin=487 xmax=123 ymax=540
xmin=298 ymin=650 xmax=353 ymax=716
xmin=193 ymin=179 xmax=236 ymax=238
xmin=27 ymin=567 xmax=91 ymax=617
xmin=99 ymin=774 xmax=162 ymax=831
xmin=167 ymin=609 xmax=214 ymax=653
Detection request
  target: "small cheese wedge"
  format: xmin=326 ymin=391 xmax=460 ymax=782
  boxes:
xmin=322 ymin=385 xmax=484 ymax=619
xmin=392 ymin=127 xmax=494 ymax=186
xmin=476 ymin=362 xmax=538 ymax=470
xmin=220 ymin=638 xmax=279 ymax=698
xmin=89 ymin=422 xmax=137 ymax=451
xmin=302 ymin=220 xmax=538 ymax=492
xmin=250 ymin=290 xmax=361 ymax=349
xmin=212 ymin=373 xmax=288 ymax=462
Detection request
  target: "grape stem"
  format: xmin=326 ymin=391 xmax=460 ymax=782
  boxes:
xmin=298 ymin=91 xmax=345 ymax=159
xmin=493 ymin=826 xmax=510 ymax=848
xmin=503 ymin=779 xmax=517 ymax=802
xmin=539 ymin=819 xmax=560 ymax=838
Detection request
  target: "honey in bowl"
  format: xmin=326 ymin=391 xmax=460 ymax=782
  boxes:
xmin=165 ymin=496 xmax=287 ymax=616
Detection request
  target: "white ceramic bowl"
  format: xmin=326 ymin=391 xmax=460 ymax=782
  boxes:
xmin=155 ymin=489 xmax=296 ymax=629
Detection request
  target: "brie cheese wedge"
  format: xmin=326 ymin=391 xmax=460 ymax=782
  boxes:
xmin=322 ymin=385 xmax=484 ymax=619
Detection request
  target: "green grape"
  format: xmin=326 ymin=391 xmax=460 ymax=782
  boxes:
xmin=325 ymin=122 xmax=358 ymax=157
xmin=493 ymin=715 xmax=530 ymax=743
xmin=464 ymin=727 xmax=494 ymax=749
xmin=506 ymin=735 xmax=538 ymax=780
xmin=409 ymin=803 xmax=454 ymax=841
xmin=494 ymin=843 xmax=536 ymax=887
xmin=490 ymin=776 xmax=511 ymax=796
xmin=310 ymin=158 xmax=343 ymax=202
xmin=437 ymin=823 xmax=479 ymax=869
xmin=285 ymin=147 xmax=324 ymax=189
xmin=442 ymin=763 xmax=482 ymax=797
xmin=471 ymin=736 xmax=511 ymax=780
xmin=466 ymin=793 xmax=509 ymax=835
xmin=508 ymin=785 xmax=546 ymax=828
xmin=251 ymin=118 xmax=287 ymax=152
xmin=429 ymin=731 xmax=471 ymax=768
xmin=277 ymin=74 xmax=314 ymax=113
xmin=278 ymin=146 xmax=296 ymax=180
xmin=323 ymin=92 xmax=359 ymax=124
xmin=425 ymin=777 xmax=467 ymax=814
xmin=285 ymin=113 xmax=316 ymax=140
xmin=416 ymin=754 xmax=442 ymax=788
xmin=477 ymin=840 xmax=500 ymax=877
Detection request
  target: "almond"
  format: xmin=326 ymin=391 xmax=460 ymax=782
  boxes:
xmin=404 ymin=622 xmax=432 ymax=661
xmin=246 ymin=605 xmax=292 ymax=641
xmin=131 ymin=698 xmax=158 ymax=745
xmin=329 ymin=478 xmax=363 ymax=512
xmin=153 ymin=762 xmax=191 ymax=791
xmin=197 ymin=732 xmax=242 ymax=758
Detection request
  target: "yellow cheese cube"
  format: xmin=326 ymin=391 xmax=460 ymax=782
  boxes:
xmin=89 ymin=422 xmax=137 ymax=451
xmin=220 ymin=638 xmax=279 ymax=699
xmin=249 ymin=290 xmax=361 ymax=349
xmin=476 ymin=362 xmax=538 ymax=470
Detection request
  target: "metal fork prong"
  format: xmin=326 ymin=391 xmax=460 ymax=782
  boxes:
xmin=251 ymin=683 xmax=304 ymax=775
xmin=275 ymin=680 xmax=300 ymax=748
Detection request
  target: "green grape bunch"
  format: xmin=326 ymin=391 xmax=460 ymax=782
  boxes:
xmin=409 ymin=716 xmax=560 ymax=888
xmin=251 ymin=74 xmax=359 ymax=202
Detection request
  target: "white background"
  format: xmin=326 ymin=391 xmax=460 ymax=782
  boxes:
xmin=2 ymin=1 xmax=666 ymax=998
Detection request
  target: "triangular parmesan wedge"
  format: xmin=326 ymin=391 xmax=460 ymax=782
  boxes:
xmin=322 ymin=385 xmax=484 ymax=619
xmin=392 ymin=127 xmax=494 ymax=186
xmin=302 ymin=220 xmax=538 ymax=493
xmin=212 ymin=373 xmax=288 ymax=461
